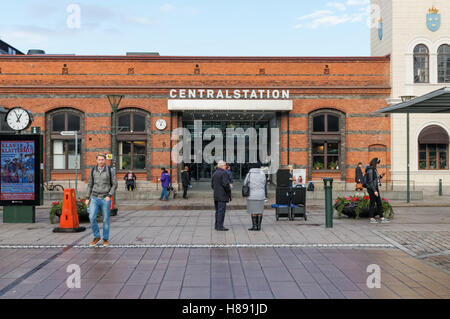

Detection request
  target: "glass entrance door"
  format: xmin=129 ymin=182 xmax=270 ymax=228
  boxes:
xmin=183 ymin=112 xmax=273 ymax=181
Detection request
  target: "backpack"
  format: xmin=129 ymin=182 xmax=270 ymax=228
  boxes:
xmin=362 ymin=167 xmax=371 ymax=188
xmin=307 ymin=182 xmax=314 ymax=192
xmin=91 ymin=166 xmax=113 ymax=187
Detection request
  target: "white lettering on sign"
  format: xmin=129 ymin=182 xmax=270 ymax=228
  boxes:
xmin=169 ymin=89 xmax=290 ymax=99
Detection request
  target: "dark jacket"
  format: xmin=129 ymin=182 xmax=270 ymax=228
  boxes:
xmin=226 ymin=169 xmax=233 ymax=184
xmin=355 ymin=166 xmax=363 ymax=183
xmin=366 ymin=166 xmax=381 ymax=192
xmin=211 ymin=168 xmax=231 ymax=202
xmin=181 ymin=169 xmax=191 ymax=187
xmin=124 ymin=173 xmax=136 ymax=185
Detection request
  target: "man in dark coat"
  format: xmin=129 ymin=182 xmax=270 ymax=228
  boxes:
xmin=211 ymin=160 xmax=231 ymax=231
xmin=181 ymin=165 xmax=191 ymax=199
xmin=355 ymin=162 xmax=364 ymax=191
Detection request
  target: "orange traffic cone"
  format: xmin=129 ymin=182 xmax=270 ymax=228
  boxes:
xmin=53 ymin=189 xmax=86 ymax=233
xmin=110 ymin=195 xmax=118 ymax=216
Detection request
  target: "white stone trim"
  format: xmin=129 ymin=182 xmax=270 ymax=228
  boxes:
xmin=168 ymin=99 xmax=293 ymax=111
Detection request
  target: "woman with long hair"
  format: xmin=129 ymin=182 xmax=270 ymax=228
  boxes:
xmin=366 ymin=158 xmax=389 ymax=224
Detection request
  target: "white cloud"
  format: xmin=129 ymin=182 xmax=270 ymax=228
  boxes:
xmin=346 ymin=0 xmax=369 ymax=5
xmin=294 ymin=0 xmax=369 ymax=29
xmin=160 ymin=4 xmax=176 ymax=13
xmin=326 ymin=2 xmax=347 ymax=11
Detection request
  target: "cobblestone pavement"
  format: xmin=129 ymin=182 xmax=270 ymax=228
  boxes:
xmin=0 ymin=206 xmax=449 ymax=299
xmin=0 ymin=247 xmax=449 ymax=299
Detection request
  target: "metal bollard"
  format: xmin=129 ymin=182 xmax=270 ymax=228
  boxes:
xmin=323 ymin=178 xmax=333 ymax=228
xmin=439 ymin=179 xmax=442 ymax=196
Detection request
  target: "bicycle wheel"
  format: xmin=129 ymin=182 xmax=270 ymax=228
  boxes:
xmin=53 ymin=185 xmax=64 ymax=192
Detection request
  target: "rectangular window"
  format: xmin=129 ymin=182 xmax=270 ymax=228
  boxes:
xmin=312 ymin=141 xmax=339 ymax=170
xmin=53 ymin=140 xmax=80 ymax=170
xmin=53 ymin=140 xmax=65 ymax=169
xmin=419 ymin=144 xmax=448 ymax=170
xmin=119 ymin=141 xmax=146 ymax=170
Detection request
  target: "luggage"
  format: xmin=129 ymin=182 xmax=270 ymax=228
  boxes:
xmin=272 ymin=204 xmax=290 ymax=221
xmin=276 ymin=187 xmax=291 ymax=205
xmin=290 ymin=204 xmax=307 ymax=221
xmin=277 ymin=169 xmax=291 ymax=187
xmin=291 ymin=187 xmax=306 ymax=205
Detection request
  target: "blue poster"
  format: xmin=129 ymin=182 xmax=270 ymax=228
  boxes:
xmin=1 ymin=141 xmax=35 ymax=201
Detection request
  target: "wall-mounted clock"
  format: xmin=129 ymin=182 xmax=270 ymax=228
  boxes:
xmin=155 ymin=119 xmax=167 ymax=131
xmin=6 ymin=107 xmax=33 ymax=131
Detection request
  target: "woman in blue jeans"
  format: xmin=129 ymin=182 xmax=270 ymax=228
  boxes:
xmin=159 ymin=168 xmax=171 ymax=201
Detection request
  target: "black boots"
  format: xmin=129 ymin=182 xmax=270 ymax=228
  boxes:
xmin=249 ymin=215 xmax=263 ymax=231
xmin=249 ymin=215 xmax=258 ymax=231
xmin=256 ymin=215 xmax=263 ymax=230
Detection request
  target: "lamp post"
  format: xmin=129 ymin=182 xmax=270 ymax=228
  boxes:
xmin=60 ymin=131 xmax=78 ymax=196
xmin=107 ymin=95 xmax=123 ymax=171
xmin=400 ymin=96 xmax=416 ymax=203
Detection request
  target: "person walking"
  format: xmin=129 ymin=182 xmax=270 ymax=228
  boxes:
xmin=124 ymin=170 xmax=136 ymax=191
xmin=366 ymin=158 xmax=389 ymax=224
xmin=159 ymin=168 xmax=170 ymax=201
xmin=86 ymin=153 xmax=118 ymax=247
xmin=181 ymin=165 xmax=191 ymax=199
xmin=244 ymin=163 xmax=267 ymax=231
xmin=211 ymin=160 xmax=231 ymax=231
xmin=355 ymin=162 xmax=364 ymax=191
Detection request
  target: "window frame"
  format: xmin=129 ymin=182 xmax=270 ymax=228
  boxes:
xmin=116 ymin=109 xmax=148 ymax=172
xmin=418 ymin=143 xmax=448 ymax=170
xmin=438 ymin=44 xmax=450 ymax=84
xmin=312 ymin=141 xmax=341 ymax=171
xmin=312 ymin=113 xmax=340 ymax=134
xmin=50 ymin=111 xmax=82 ymax=172
xmin=414 ymin=44 xmax=430 ymax=83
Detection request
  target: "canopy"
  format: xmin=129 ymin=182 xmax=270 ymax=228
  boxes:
xmin=376 ymin=87 xmax=450 ymax=114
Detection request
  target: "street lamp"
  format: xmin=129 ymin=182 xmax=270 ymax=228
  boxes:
xmin=107 ymin=95 xmax=123 ymax=171
xmin=60 ymin=131 xmax=78 ymax=196
xmin=400 ymin=96 xmax=416 ymax=203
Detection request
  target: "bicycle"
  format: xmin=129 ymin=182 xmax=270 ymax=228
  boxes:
xmin=43 ymin=181 xmax=64 ymax=192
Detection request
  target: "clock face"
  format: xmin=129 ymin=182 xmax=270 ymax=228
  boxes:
xmin=6 ymin=107 xmax=32 ymax=131
xmin=156 ymin=119 xmax=167 ymax=130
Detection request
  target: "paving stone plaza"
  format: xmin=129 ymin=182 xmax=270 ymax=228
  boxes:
xmin=0 ymin=197 xmax=449 ymax=300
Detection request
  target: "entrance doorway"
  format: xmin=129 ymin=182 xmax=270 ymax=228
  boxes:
xmin=182 ymin=111 xmax=276 ymax=181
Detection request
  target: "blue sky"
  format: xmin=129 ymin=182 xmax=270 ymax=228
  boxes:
xmin=0 ymin=0 xmax=373 ymax=56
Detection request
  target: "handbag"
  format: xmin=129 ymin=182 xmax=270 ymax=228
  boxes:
xmin=355 ymin=183 xmax=363 ymax=190
xmin=242 ymin=173 xmax=251 ymax=197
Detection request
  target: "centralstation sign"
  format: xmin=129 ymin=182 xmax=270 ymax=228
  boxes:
xmin=169 ymin=89 xmax=290 ymax=100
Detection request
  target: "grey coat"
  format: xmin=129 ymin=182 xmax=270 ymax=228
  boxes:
xmin=86 ymin=165 xmax=118 ymax=199
xmin=243 ymin=168 xmax=266 ymax=201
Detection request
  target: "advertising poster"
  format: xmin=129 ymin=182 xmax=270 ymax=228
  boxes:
xmin=0 ymin=140 xmax=35 ymax=201
xmin=292 ymin=169 xmax=306 ymax=187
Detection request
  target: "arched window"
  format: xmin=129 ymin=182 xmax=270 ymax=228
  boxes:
xmin=438 ymin=44 xmax=450 ymax=83
xmin=311 ymin=112 xmax=341 ymax=170
xmin=418 ymin=125 xmax=449 ymax=170
xmin=50 ymin=110 xmax=81 ymax=170
xmin=414 ymin=44 xmax=429 ymax=83
xmin=117 ymin=109 xmax=148 ymax=171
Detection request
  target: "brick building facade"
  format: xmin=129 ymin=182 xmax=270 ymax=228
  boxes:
xmin=0 ymin=55 xmax=391 ymax=188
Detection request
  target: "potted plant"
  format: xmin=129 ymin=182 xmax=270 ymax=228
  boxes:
xmin=50 ymin=199 xmax=101 ymax=224
xmin=329 ymin=161 xmax=337 ymax=170
xmin=314 ymin=162 xmax=324 ymax=170
xmin=334 ymin=194 xmax=394 ymax=219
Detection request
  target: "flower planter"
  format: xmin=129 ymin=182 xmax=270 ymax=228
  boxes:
xmin=334 ymin=194 xmax=394 ymax=219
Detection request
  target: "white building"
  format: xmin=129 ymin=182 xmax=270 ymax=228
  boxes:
xmin=371 ymin=0 xmax=450 ymax=194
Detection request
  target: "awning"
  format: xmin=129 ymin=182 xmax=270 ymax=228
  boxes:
xmin=168 ymin=99 xmax=293 ymax=111
xmin=376 ymin=87 xmax=450 ymax=113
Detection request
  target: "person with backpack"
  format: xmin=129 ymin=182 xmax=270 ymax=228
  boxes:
xmin=159 ymin=168 xmax=171 ymax=201
xmin=85 ymin=153 xmax=118 ymax=247
xmin=364 ymin=158 xmax=389 ymax=224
